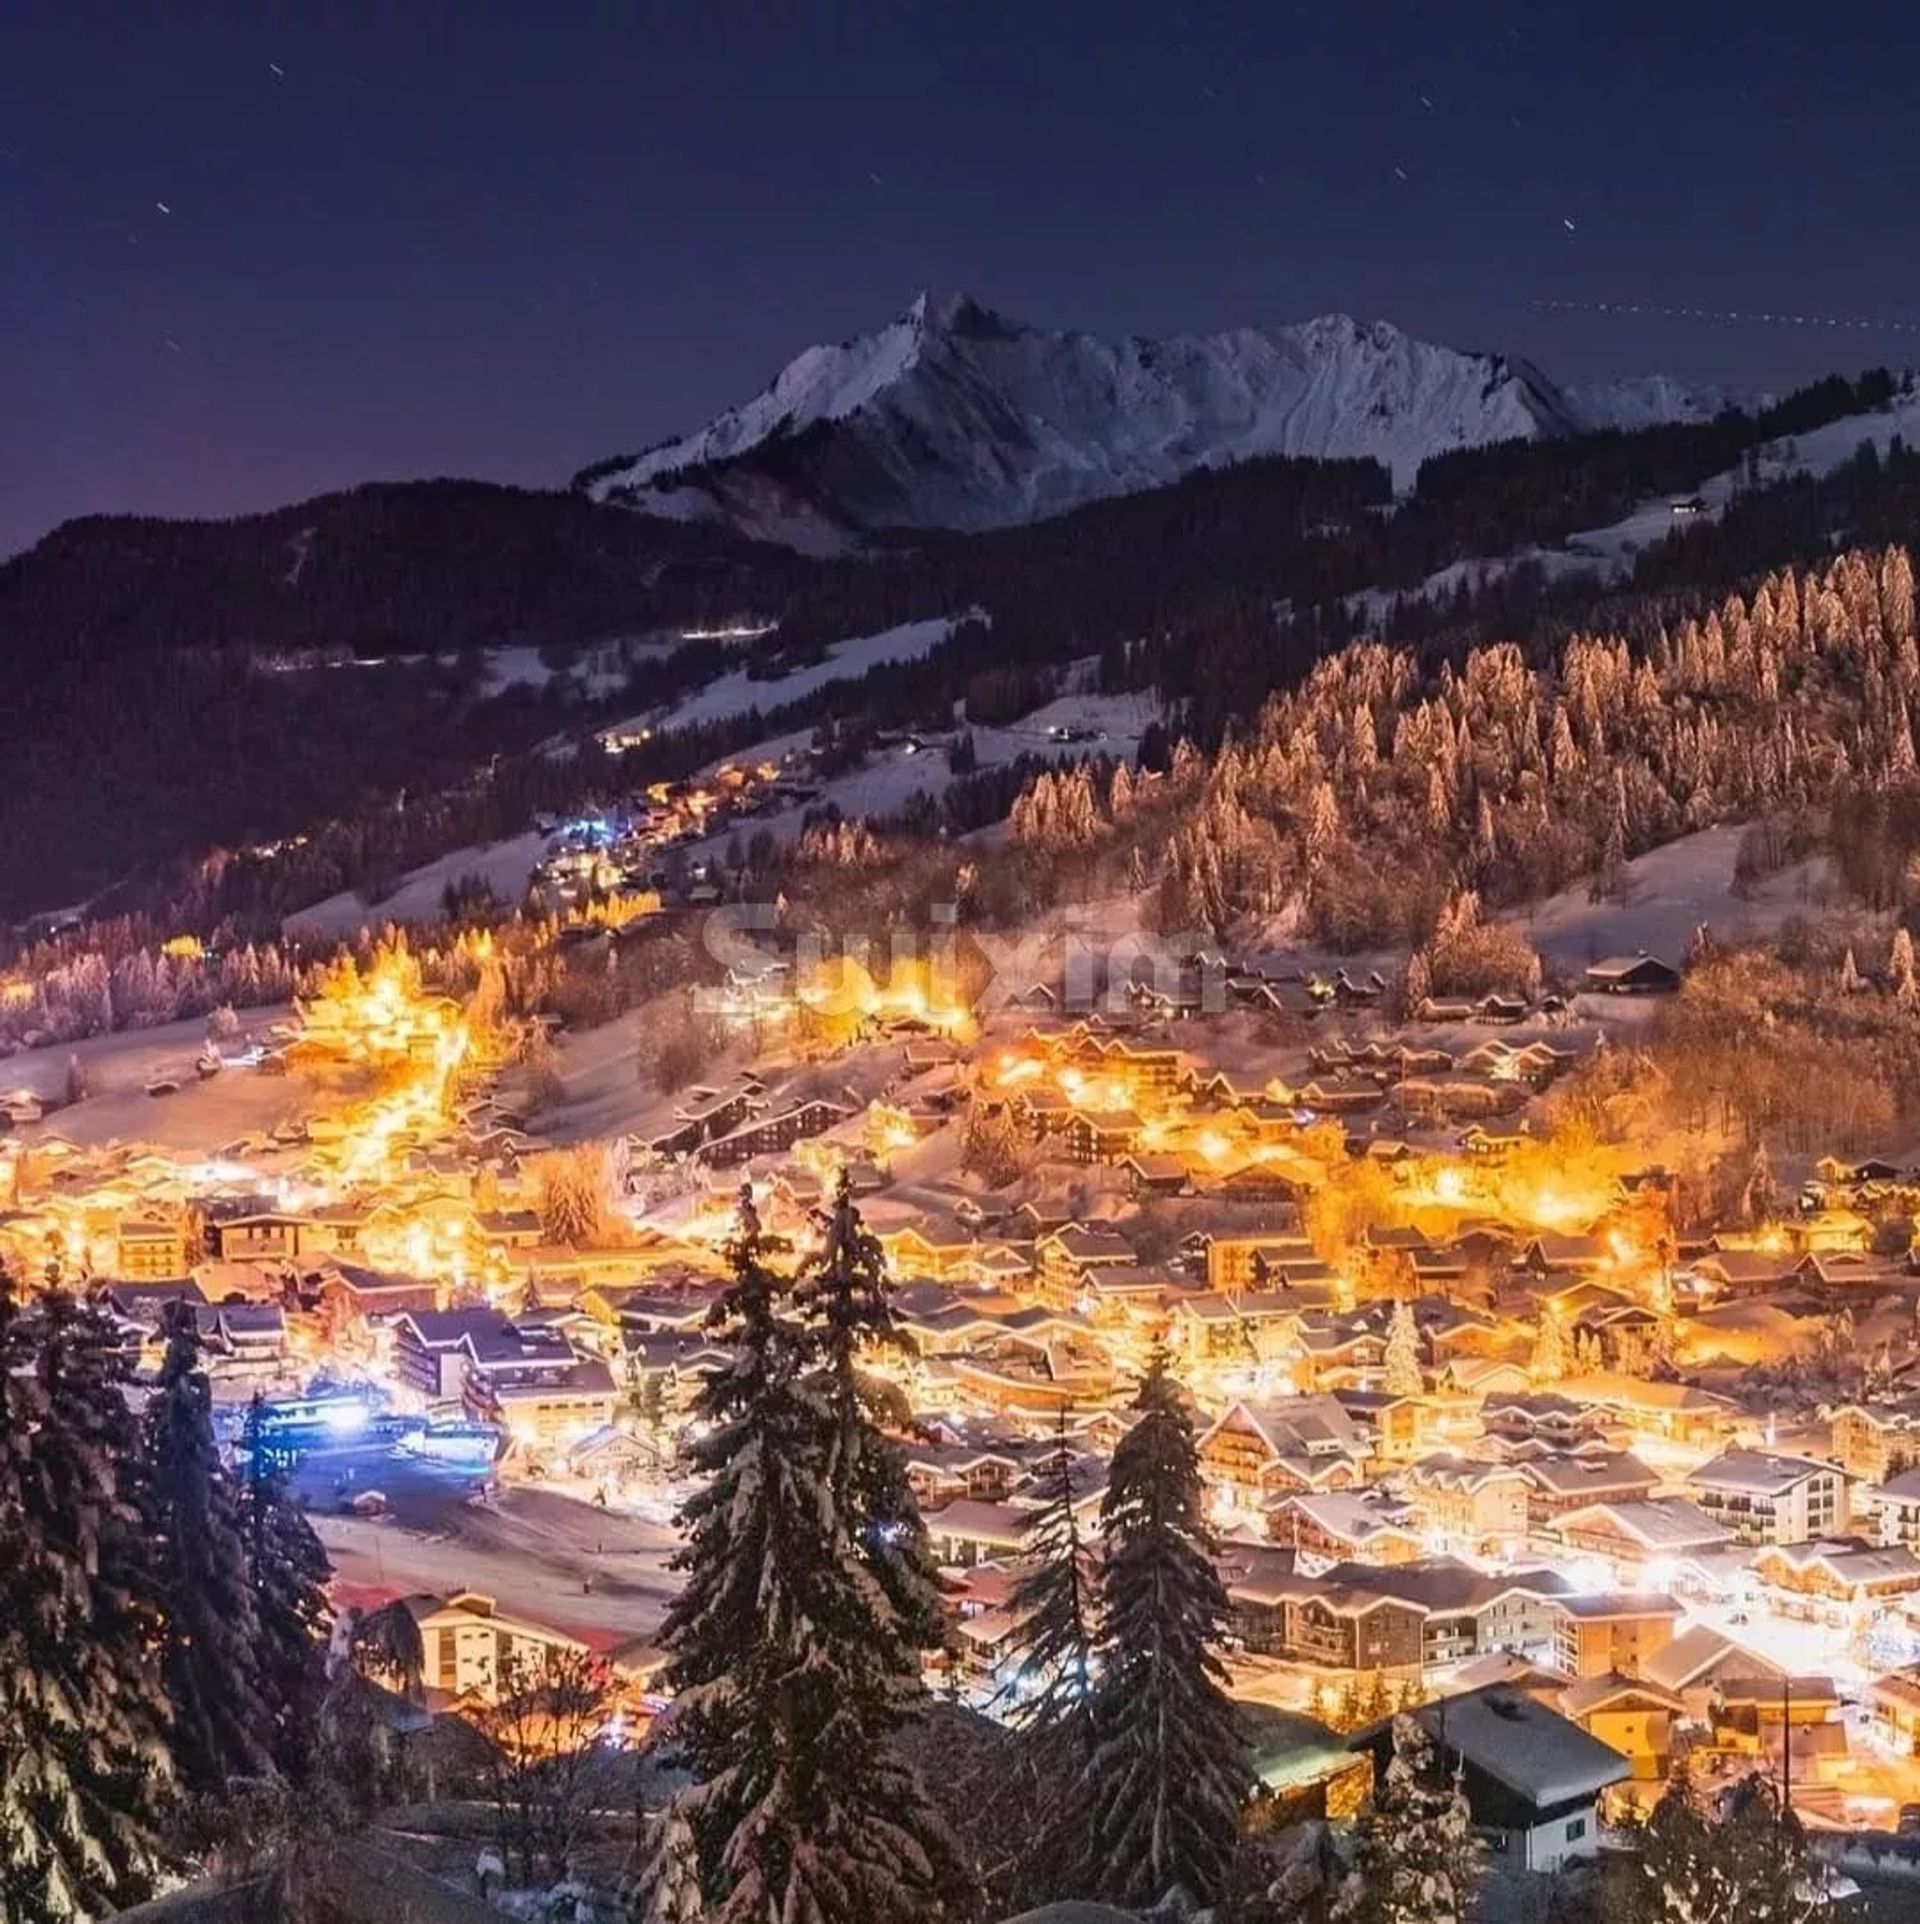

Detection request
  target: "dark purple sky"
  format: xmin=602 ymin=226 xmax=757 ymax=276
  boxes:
xmin=4 ymin=2 xmax=1918 ymax=558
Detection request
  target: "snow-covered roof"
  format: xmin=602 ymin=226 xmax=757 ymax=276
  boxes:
xmin=1404 ymin=1687 xmax=1630 ymax=1807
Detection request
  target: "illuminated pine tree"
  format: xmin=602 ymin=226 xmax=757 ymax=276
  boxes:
xmin=1382 ymin=1299 xmax=1424 ymax=1396
xmin=1083 ymin=1349 xmax=1245 ymax=1910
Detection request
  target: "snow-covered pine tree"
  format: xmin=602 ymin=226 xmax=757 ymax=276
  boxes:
xmin=1382 ymin=1299 xmax=1423 ymax=1395
xmin=1630 ymin=1763 xmax=1726 ymax=1924
xmin=791 ymin=1169 xmax=948 ymax=1656
xmin=239 ymin=1393 xmax=334 ymax=1782
xmin=0 ymin=1279 xmax=170 ymax=1923
xmin=661 ymin=1193 xmax=969 ymax=1924
xmin=1006 ymin=1406 xmax=1100 ymax=1901
xmin=1010 ymin=1405 xmax=1098 ymax=1753
xmin=1530 ymin=1303 xmax=1568 ymax=1384
xmin=1336 ymin=1714 xmax=1479 ymax=1924
xmin=146 ymin=1299 xmax=275 ymax=1794
xmin=1083 ymin=1347 xmax=1245 ymax=1911
xmin=21 ymin=1289 xmax=173 ymax=1917
xmin=635 ymin=1800 xmax=706 ymax=1924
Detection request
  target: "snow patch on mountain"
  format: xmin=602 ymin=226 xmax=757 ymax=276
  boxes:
xmin=582 ymin=293 xmax=1721 ymax=536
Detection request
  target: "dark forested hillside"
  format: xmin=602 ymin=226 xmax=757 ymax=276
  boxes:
xmin=0 ymin=478 xmax=783 ymax=662
xmin=0 ymin=368 xmax=1907 ymax=923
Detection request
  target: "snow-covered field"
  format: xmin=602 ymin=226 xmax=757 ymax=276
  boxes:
xmin=1508 ymin=823 xmax=1860 ymax=970
xmin=284 ymin=830 xmax=551 ymax=942
xmin=477 ymin=637 xmax=671 ymax=700
xmin=603 ymin=615 xmax=962 ymax=739
xmin=6 ymin=1007 xmax=311 ymax=1154
xmin=679 ymin=688 xmax=1162 ymax=862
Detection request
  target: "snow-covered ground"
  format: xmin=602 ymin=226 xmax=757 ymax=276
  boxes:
xmin=602 ymin=615 xmax=963 ymax=740
xmin=476 ymin=637 xmax=672 ymax=700
xmin=1508 ymin=823 xmax=1861 ymax=970
xmin=5 ymin=1007 xmax=311 ymax=1155
xmin=284 ymin=830 xmax=551 ymax=942
xmin=678 ymin=687 xmax=1162 ymax=862
xmin=1349 ymin=388 xmax=1920 ymax=627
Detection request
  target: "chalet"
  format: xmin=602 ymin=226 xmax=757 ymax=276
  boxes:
xmin=1399 ymin=1455 xmax=1531 ymax=1550
xmin=1218 ymin=1543 xmax=1316 ymax=1656
xmin=1558 ymin=1372 xmax=1734 ymax=1444
xmin=1520 ymin=1450 xmax=1661 ymax=1524
xmin=392 ymin=1308 xmax=515 ymax=1402
xmin=702 ymin=1095 xmax=852 ymax=1167
xmin=1168 ymin=1290 xmax=1303 ymax=1368
xmin=1866 ymin=1671 xmax=1920 ymax=1756
xmin=1547 ymin=1499 xmax=1734 ymax=1577
xmin=900 ymin=1442 xmax=1028 ymax=1507
xmin=204 ymin=1206 xmax=342 ymax=1265
xmin=1831 ymin=1395 xmax=1920 ymax=1483
xmin=1555 ymin=1674 xmax=1685 ymax=1784
xmin=1270 ymin=1491 xmax=1424 ymax=1566
xmin=114 ymin=1215 xmax=191 ymax=1281
xmin=1122 ymin=1152 xmax=1190 ymax=1196
xmin=1286 ymin=1583 xmax=1427 ymax=1674
xmin=1861 ymin=1464 xmax=1920 ymax=1547
xmin=1644 ymin=1626 xmax=1786 ymax=1719
xmin=308 ymin=1259 xmax=441 ymax=1336
xmin=1550 ymin=1592 xmax=1684 ymax=1679
xmin=922 ymin=1497 xmax=1032 ymax=1567
xmin=1199 ymin=1397 xmax=1371 ymax=1503
xmin=205 ymin=1301 xmax=289 ymax=1366
xmin=402 ymin=1591 xmax=587 ymax=1704
xmin=468 ymin=1352 xmax=617 ymax=1448
xmin=1753 ymin=1539 xmax=1920 ymax=1617
xmin=1709 ymin=1676 xmax=1846 ymax=1785
xmin=1684 ymin=1449 xmax=1846 ymax=1546
xmin=1482 ymin=1391 xmax=1604 ymax=1449
xmin=1582 ymin=953 xmax=1680 ymax=995
xmin=1352 ymin=1689 xmax=1628 ymax=1873
xmin=1059 ymin=1108 xmax=1143 ymax=1166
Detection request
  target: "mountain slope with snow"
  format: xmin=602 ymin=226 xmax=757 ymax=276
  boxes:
xmin=580 ymin=293 xmax=1724 ymax=538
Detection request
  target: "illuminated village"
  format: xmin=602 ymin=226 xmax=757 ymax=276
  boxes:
xmin=15 ymin=875 xmax=1920 ymax=1902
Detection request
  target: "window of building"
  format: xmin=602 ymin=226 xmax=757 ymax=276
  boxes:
xmin=1565 ymin=1817 xmax=1586 ymax=1841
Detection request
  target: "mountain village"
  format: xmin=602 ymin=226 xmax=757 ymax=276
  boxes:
xmin=14 ymin=837 xmax=1920 ymax=1910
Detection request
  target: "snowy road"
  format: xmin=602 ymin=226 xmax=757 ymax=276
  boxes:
xmin=296 ymin=1440 xmax=679 ymax=1647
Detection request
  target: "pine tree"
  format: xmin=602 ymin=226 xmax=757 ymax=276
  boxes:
xmin=1083 ymin=1348 xmax=1245 ymax=1911
xmin=1630 ymin=1763 xmax=1727 ymax=1924
xmin=1336 ymin=1714 xmax=1479 ymax=1924
xmin=1630 ymin=1768 xmax=1831 ymax=1924
xmin=1007 ymin=1408 xmax=1099 ymax=1900
xmin=1382 ymin=1299 xmax=1423 ymax=1396
xmin=1010 ymin=1407 xmax=1098 ymax=1753
xmin=0 ymin=1281 xmax=173 ymax=1922
xmin=239 ymin=1394 xmax=334 ymax=1782
xmin=146 ymin=1299 xmax=274 ymax=1795
xmin=791 ymin=1170 xmax=948 ymax=1657
xmin=661 ymin=1195 xmax=968 ymax=1924
xmin=1893 ymin=926 xmax=1919 ymax=1009
xmin=636 ymin=1800 xmax=706 ymax=1924
xmin=1530 ymin=1303 xmax=1568 ymax=1384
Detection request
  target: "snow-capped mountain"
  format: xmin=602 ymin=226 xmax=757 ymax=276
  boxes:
xmin=578 ymin=292 xmax=1728 ymax=542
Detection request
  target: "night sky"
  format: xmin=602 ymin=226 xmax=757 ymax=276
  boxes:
xmin=5 ymin=2 xmax=1919 ymax=559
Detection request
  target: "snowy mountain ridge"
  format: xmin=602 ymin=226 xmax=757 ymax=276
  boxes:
xmin=580 ymin=292 xmax=1732 ymax=541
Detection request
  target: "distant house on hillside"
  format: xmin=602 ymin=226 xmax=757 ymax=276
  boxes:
xmin=1583 ymin=954 xmax=1680 ymax=995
